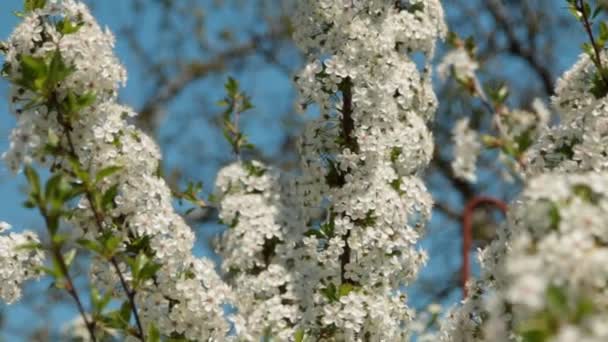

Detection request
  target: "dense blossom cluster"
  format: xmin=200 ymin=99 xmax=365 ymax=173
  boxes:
xmin=432 ymin=42 xmax=608 ymax=342
xmin=1 ymin=1 xmax=231 ymax=339
xmin=287 ymin=0 xmax=446 ymax=339
xmin=214 ymin=161 xmax=304 ymax=340
xmin=0 ymin=222 xmax=44 ymax=304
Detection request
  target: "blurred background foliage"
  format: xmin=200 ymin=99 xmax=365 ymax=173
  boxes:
xmin=0 ymin=0 xmax=594 ymax=339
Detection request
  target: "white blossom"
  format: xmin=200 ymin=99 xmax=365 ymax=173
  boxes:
xmin=452 ymin=118 xmax=481 ymax=183
xmin=0 ymin=222 xmax=44 ymax=304
xmin=437 ymin=47 xmax=478 ymax=82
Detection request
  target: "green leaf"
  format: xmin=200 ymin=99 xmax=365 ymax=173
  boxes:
xmin=130 ymin=253 xmax=148 ymax=280
xmin=77 ymin=238 xmax=103 ymax=255
xmin=574 ymin=297 xmax=595 ymax=322
xmin=590 ymin=67 xmax=608 ymax=99
xmin=225 ymin=77 xmax=239 ymax=97
xmin=593 ymin=5 xmax=603 ymax=19
xmin=62 ymin=90 xmax=96 ymax=117
xmin=338 ymin=283 xmax=355 ymax=298
xmin=1 ymin=62 xmax=11 ymax=77
xmin=572 ymin=184 xmax=598 ymax=203
xmin=95 ymin=165 xmax=123 ymax=184
xmin=520 ymin=329 xmax=548 ymax=342
xmin=243 ymin=161 xmax=266 ymax=177
xmin=45 ymin=173 xmax=64 ymax=205
xmin=24 ymin=165 xmax=41 ymax=198
xmin=546 ymin=286 xmax=568 ymax=316
xmin=91 ymin=287 xmax=113 ymax=316
xmin=148 ymin=323 xmax=161 ymax=342
xmin=390 ymin=147 xmax=402 ymax=163
xmin=16 ymin=241 xmax=43 ymax=251
xmin=321 ymin=283 xmax=338 ymax=302
xmin=56 ymin=19 xmax=83 ymax=35
xmin=76 ymin=91 xmax=96 ymax=108
xmin=36 ymin=265 xmax=60 ymax=278
xmin=17 ymin=55 xmax=48 ymax=92
xmin=101 ymin=184 xmax=120 ymax=210
xmin=101 ymin=234 xmax=122 ymax=257
xmin=600 ymin=22 xmax=608 ymax=45
xmin=47 ymin=49 xmax=73 ymax=90
xmin=548 ymin=202 xmax=561 ymax=231
xmin=139 ymin=261 xmax=162 ymax=281
xmin=63 ymin=249 xmax=77 ymax=267
xmin=117 ymin=300 xmax=132 ymax=328
xmin=68 ymin=157 xmax=89 ymax=183
xmin=294 ymin=329 xmax=305 ymax=342
xmin=24 ymin=0 xmax=46 ymax=12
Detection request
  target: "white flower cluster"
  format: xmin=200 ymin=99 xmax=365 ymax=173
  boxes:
xmin=481 ymin=174 xmax=608 ymax=341
xmin=437 ymin=47 xmax=479 ymax=82
xmin=434 ymin=46 xmax=608 ymax=342
xmin=287 ymin=0 xmax=446 ymax=339
xmin=214 ymin=161 xmax=304 ymax=340
xmin=525 ymin=53 xmax=608 ymax=176
xmin=2 ymin=1 xmax=231 ymax=339
xmin=452 ymin=118 xmax=481 ymax=183
xmin=0 ymin=222 xmax=44 ymax=304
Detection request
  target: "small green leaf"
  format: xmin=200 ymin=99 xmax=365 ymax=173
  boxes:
xmin=36 ymin=265 xmax=60 ymax=278
xmin=56 ymin=19 xmax=83 ymax=35
xmin=139 ymin=261 xmax=162 ymax=282
xmin=101 ymin=184 xmax=120 ymax=210
xmin=17 ymin=55 xmax=48 ymax=92
xmin=16 ymin=242 xmax=43 ymax=251
xmin=390 ymin=147 xmax=402 ymax=163
xmin=24 ymin=0 xmax=46 ymax=12
xmin=95 ymin=165 xmax=123 ymax=184
xmin=294 ymin=329 xmax=305 ymax=342
xmin=225 ymin=77 xmax=239 ymax=97
xmin=24 ymin=166 xmax=41 ymax=198
xmin=118 ymin=300 xmax=132 ymax=328
xmin=63 ymin=249 xmax=77 ymax=267
xmin=546 ymin=286 xmax=568 ymax=316
xmin=101 ymin=234 xmax=122 ymax=257
xmin=148 ymin=323 xmax=161 ymax=342
xmin=593 ymin=5 xmax=603 ymax=19
xmin=338 ymin=283 xmax=355 ymax=298
xmin=600 ymin=22 xmax=608 ymax=44
xmin=520 ymin=329 xmax=548 ymax=342
xmin=47 ymin=49 xmax=73 ymax=90
xmin=77 ymin=238 xmax=103 ymax=255
xmin=321 ymin=283 xmax=338 ymax=302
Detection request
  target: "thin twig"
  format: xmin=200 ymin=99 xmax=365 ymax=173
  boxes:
xmin=339 ymin=77 xmax=356 ymax=285
xmin=55 ymin=97 xmax=146 ymax=341
xmin=38 ymin=207 xmax=97 ymax=342
xmin=577 ymin=0 xmax=608 ymax=86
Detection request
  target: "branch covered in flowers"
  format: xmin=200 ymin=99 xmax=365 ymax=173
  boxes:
xmin=429 ymin=1 xmax=608 ymax=341
xmin=1 ymin=1 xmax=232 ymax=340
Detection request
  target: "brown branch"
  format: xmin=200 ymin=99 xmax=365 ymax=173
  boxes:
xmin=461 ymin=196 xmax=507 ymax=298
xmin=486 ymin=0 xmax=555 ymax=95
xmin=339 ymin=77 xmax=355 ymax=285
